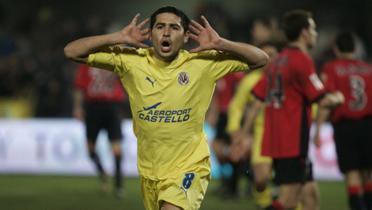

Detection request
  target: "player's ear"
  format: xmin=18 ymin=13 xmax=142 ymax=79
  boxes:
xmin=184 ymin=30 xmax=190 ymax=44
xmin=301 ymin=28 xmax=310 ymax=40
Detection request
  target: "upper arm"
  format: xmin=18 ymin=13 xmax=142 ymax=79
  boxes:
xmin=295 ymin=56 xmax=325 ymax=102
xmin=206 ymin=51 xmax=250 ymax=81
xmin=87 ymin=52 xmax=130 ymax=75
xmin=70 ymin=56 xmax=88 ymax=64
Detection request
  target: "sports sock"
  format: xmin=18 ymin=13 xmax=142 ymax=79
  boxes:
xmin=295 ymin=203 xmax=303 ymax=210
xmin=253 ymin=186 xmax=272 ymax=208
xmin=348 ymin=185 xmax=367 ymax=210
xmin=114 ymin=154 xmax=122 ymax=189
xmin=89 ymin=152 xmax=105 ymax=176
xmin=265 ymin=200 xmax=284 ymax=210
xmin=364 ymin=182 xmax=372 ymax=210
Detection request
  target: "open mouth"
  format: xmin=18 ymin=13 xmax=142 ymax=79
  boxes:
xmin=160 ymin=40 xmax=171 ymax=52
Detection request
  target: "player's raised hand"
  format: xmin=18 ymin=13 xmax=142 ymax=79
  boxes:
xmin=118 ymin=14 xmax=150 ymax=48
xmin=189 ymin=16 xmax=221 ymax=53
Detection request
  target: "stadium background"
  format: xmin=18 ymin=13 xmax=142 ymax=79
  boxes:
xmin=0 ymin=0 xmax=371 ymax=209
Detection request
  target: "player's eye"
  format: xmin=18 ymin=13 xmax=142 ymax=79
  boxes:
xmin=155 ymin=25 xmax=164 ymax=30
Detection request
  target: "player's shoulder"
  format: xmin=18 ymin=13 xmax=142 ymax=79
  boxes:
xmin=109 ymin=45 xmax=149 ymax=57
xmin=188 ymin=50 xmax=227 ymax=60
xmin=288 ymin=48 xmax=310 ymax=61
xmin=322 ymin=59 xmax=338 ymax=70
xmin=355 ymin=59 xmax=372 ymax=68
xmin=281 ymin=48 xmax=312 ymax=67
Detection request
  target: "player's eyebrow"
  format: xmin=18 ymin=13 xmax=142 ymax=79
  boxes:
xmin=155 ymin=22 xmax=182 ymax=28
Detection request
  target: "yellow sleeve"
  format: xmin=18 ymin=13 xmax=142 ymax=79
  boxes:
xmin=87 ymin=52 xmax=126 ymax=73
xmin=87 ymin=47 xmax=141 ymax=74
xmin=226 ymin=71 xmax=263 ymax=133
xmin=198 ymin=50 xmax=250 ymax=81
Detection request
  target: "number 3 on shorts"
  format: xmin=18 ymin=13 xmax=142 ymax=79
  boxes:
xmin=182 ymin=173 xmax=195 ymax=190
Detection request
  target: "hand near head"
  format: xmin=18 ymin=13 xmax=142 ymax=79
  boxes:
xmin=189 ymin=16 xmax=222 ymax=53
xmin=118 ymin=14 xmax=150 ymax=48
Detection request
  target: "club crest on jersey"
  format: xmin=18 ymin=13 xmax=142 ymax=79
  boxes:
xmin=178 ymin=72 xmax=189 ymax=86
xmin=181 ymin=172 xmax=195 ymax=194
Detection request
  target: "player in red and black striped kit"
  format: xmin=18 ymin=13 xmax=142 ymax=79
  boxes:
xmin=252 ymin=10 xmax=344 ymax=210
xmin=74 ymin=64 xmax=126 ymax=198
xmin=314 ymin=32 xmax=372 ymax=210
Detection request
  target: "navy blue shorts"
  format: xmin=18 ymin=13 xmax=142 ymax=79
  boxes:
xmin=333 ymin=117 xmax=372 ymax=173
xmin=84 ymin=101 xmax=123 ymax=143
xmin=273 ymin=156 xmax=313 ymax=185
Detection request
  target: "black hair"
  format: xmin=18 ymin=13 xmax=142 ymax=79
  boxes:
xmin=282 ymin=9 xmax=312 ymax=41
xmin=150 ymin=6 xmax=190 ymax=32
xmin=335 ymin=32 xmax=355 ymax=53
xmin=253 ymin=16 xmax=273 ymax=28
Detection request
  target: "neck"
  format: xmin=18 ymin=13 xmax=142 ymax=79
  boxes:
xmin=288 ymin=40 xmax=308 ymax=54
xmin=153 ymin=50 xmax=178 ymax=63
xmin=337 ymin=52 xmax=354 ymax=60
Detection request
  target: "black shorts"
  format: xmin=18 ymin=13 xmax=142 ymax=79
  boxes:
xmin=84 ymin=101 xmax=123 ymax=143
xmin=332 ymin=117 xmax=372 ymax=173
xmin=214 ymin=112 xmax=230 ymax=143
xmin=273 ymin=156 xmax=313 ymax=185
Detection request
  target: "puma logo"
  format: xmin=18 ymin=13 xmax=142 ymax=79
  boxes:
xmin=145 ymin=76 xmax=156 ymax=87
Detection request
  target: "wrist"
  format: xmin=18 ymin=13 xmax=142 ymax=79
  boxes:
xmin=214 ymin=37 xmax=229 ymax=51
xmin=109 ymin=32 xmax=126 ymax=45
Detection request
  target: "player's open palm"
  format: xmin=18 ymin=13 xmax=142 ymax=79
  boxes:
xmin=119 ymin=14 xmax=150 ymax=48
xmin=189 ymin=16 xmax=221 ymax=53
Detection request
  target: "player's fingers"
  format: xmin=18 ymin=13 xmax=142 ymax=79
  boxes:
xmin=190 ymin=20 xmax=204 ymax=30
xmin=131 ymin=13 xmax=140 ymax=25
xmin=189 ymin=33 xmax=199 ymax=41
xmin=138 ymin=18 xmax=149 ymax=28
xmin=201 ymin=16 xmax=211 ymax=27
xmin=141 ymin=28 xmax=150 ymax=35
xmin=189 ymin=25 xmax=200 ymax=35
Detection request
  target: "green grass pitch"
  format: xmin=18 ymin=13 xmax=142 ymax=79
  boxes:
xmin=0 ymin=175 xmax=347 ymax=210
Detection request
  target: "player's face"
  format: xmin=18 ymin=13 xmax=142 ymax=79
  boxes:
xmin=305 ymin=18 xmax=318 ymax=49
xmin=151 ymin=12 xmax=189 ymax=62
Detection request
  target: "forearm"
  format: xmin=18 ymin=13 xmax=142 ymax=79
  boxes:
xmin=318 ymin=91 xmax=344 ymax=108
xmin=227 ymin=97 xmax=247 ymax=133
xmin=73 ymin=90 xmax=84 ymax=108
xmin=64 ymin=32 xmax=123 ymax=62
xmin=316 ymin=107 xmax=330 ymax=126
xmin=314 ymin=106 xmax=331 ymax=137
xmin=242 ymin=100 xmax=262 ymax=134
xmin=216 ymin=38 xmax=269 ymax=70
xmin=227 ymin=104 xmax=244 ymax=133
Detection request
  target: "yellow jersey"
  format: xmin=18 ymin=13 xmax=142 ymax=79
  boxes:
xmin=87 ymin=47 xmax=249 ymax=180
xmin=227 ymin=69 xmax=263 ymax=133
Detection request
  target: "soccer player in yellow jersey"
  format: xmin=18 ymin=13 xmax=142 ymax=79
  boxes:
xmin=64 ymin=6 xmax=268 ymax=210
xmin=227 ymin=43 xmax=278 ymax=209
